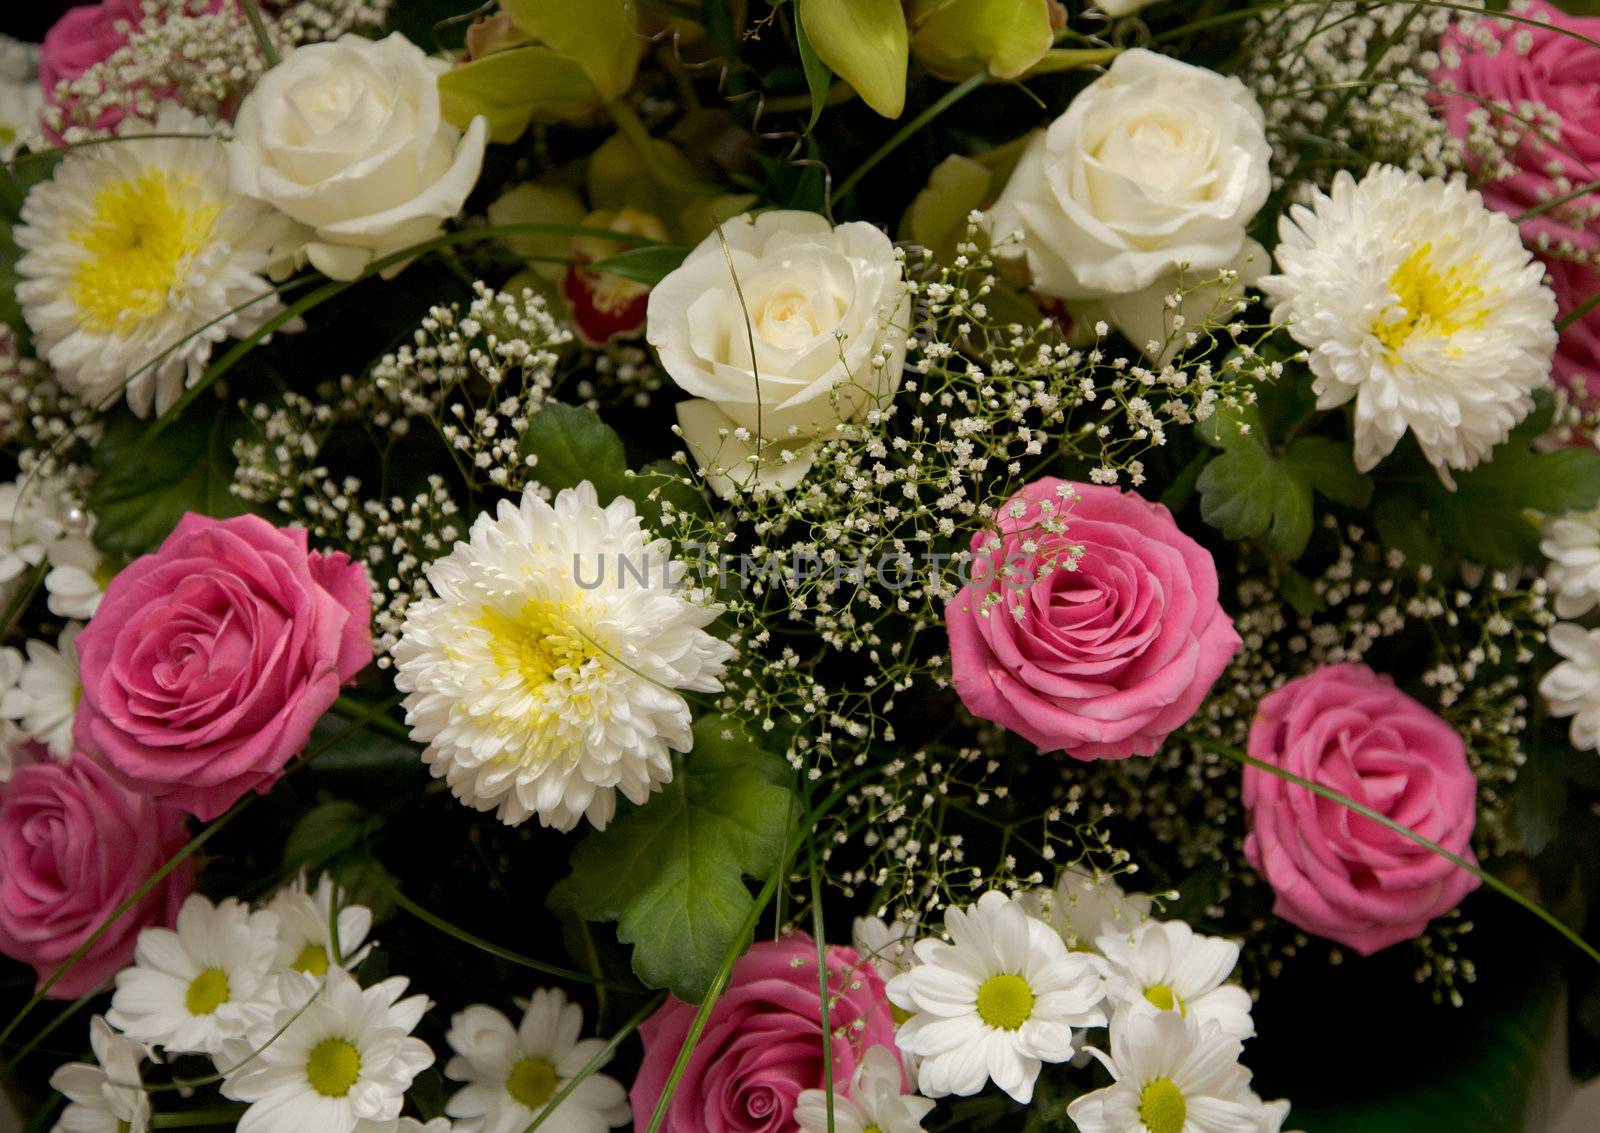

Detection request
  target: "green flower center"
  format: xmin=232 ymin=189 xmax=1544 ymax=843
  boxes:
xmin=1139 ymin=1078 xmax=1187 ymax=1133
xmin=506 ymin=1056 xmax=559 ymax=1110
xmin=292 ymin=943 xmax=330 ymax=976
xmin=1143 ymin=983 xmax=1186 ymax=1015
xmin=975 ymin=973 xmax=1034 ymax=1031
xmin=184 ymin=968 xmax=230 ymax=1016
xmin=306 ymin=1038 xmax=362 ymax=1097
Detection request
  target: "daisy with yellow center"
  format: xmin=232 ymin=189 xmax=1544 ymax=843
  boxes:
xmin=443 ymin=987 xmax=630 ymax=1133
xmin=218 ymin=968 xmax=433 ymax=1131
xmin=13 ymin=106 xmax=295 ymax=417
xmin=795 ymin=1045 xmax=935 ymax=1133
xmin=1066 ymin=1010 xmax=1292 ymax=1133
xmin=886 ymin=891 xmax=1107 ymax=1105
xmin=392 ymin=481 xmax=733 ymax=831
xmin=1095 ymin=919 xmax=1256 ymax=1041
xmin=265 ymin=873 xmax=375 ymax=984
xmin=107 ymin=895 xmax=280 ymax=1057
xmin=1260 ymin=165 xmax=1557 ymax=485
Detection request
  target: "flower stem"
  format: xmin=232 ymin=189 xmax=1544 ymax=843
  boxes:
xmin=239 ymin=0 xmax=281 ymax=69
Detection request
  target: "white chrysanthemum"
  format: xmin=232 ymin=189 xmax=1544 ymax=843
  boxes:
xmin=0 ymin=477 xmax=67 ymax=610
xmin=1542 ymin=507 xmax=1600 ymax=620
xmin=852 ymin=915 xmax=917 ymax=982
xmin=1 ymin=622 xmax=82 ymax=759
xmin=886 ymin=890 xmax=1106 ymax=1105
xmin=795 ymin=1045 xmax=935 ymax=1133
xmin=1095 ymin=920 xmax=1254 ymax=1041
xmin=219 ymin=968 xmax=433 ymax=1133
xmin=14 ymin=106 xmax=294 ymax=418
xmin=1260 ymin=165 xmax=1556 ymax=484
xmin=1066 ymin=1010 xmax=1290 ymax=1133
xmin=0 ymin=645 xmax=22 ymax=783
xmin=49 ymin=1017 xmax=150 ymax=1133
xmin=1541 ymin=624 xmax=1600 ymax=752
xmin=1018 ymin=867 xmax=1152 ymax=951
xmin=393 ymin=481 xmax=734 ymax=831
xmin=46 ymin=533 xmax=108 ymax=620
xmin=264 ymin=874 xmax=374 ymax=980
xmin=443 ymin=988 xmax=629 ymax=1133
xmin=108 ymin=895 xmax=281 ymax=1056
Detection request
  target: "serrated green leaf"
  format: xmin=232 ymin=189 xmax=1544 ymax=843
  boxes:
xmin=565 ymin=717 xmax=799 ymax=1001
xmin=794 ymin=6 xmax=833 ymax=133
xmin=1284 ymin=435 xmax=1373 ymax=508
xmin=1196 ymin=443 xmax=1313 ymax=560
xmin=1422 ymin=398 xmax=1600 ymax=566
xmin=87 ymin=406 xmax=249 ymax=557
xmin=520 ymin=401 xmax=630 ymax=500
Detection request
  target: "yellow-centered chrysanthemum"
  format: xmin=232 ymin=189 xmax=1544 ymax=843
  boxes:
xmin=392 ymin=482 xmax=734 ymax=831
xmin=13 ymin=107 xmax=294 ymax=417
xmin=1260 ymin=165 xmax=1557 ymax=485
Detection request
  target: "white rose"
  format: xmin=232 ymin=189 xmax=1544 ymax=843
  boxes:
xmin=228 ymin=33 xmax=488 ymax=282
xmin=646 ymin=211 xmax=910 ymax=498
xmin=986 ymin=49 xmax=1269 ymax=357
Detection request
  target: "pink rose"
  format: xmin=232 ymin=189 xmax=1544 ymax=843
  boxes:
xmin=0 ymin=753 xmax=194 ymax=999
xmin=945 ymin=478 xmax=1240 ymax=760
xmin=74 ymin=513 xmax=372 ymax=820
xmin=40 ymin=0 xmax=225 ymax=133
xmin=1243 ymin=663 xmax=1482 ymax=956
xmin=631 ymin=934 xmax=902 ymax=1133
xmin=1435 ymin=1 xmax=1600 ymax=260
xmin=1546 ymin=255 xmax=1600 ymax=403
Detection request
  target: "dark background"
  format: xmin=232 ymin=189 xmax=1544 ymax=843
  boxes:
xmin=0 ymin=3 xmax=74 ymax=43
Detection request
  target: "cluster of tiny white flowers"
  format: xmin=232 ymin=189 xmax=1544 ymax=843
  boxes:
xmin=1239 ymin=1 xmax=1473 ymax=192
xmin=0 ymin=328 xmax=97 ymax=458
xmin=44 ymin=0 xmax=393 ymax=141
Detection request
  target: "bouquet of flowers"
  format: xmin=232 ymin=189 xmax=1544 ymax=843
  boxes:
xmin=4 ymin=0 xmax=1600 ymax=1129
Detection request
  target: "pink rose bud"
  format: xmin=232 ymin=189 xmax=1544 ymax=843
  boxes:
xmin=945 ymin=478 xmax=1241 ymax=760
xmin=1243 ymin=663 xmax=1482 ymax=956
xmin=630 ymin=934 xmax=904 ymax=1132
xmin=74 ymin=513 xmax=373 ymax=820
xmin=0 ymin=753 xmax=194 ymax=998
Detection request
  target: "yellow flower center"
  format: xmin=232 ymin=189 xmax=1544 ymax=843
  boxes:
xmin=506 ymin=1056 xmax=559 ymax=1109
xmin=292 ymin=943 xmax=330 ymax=976
xmin=70 ymin=168 xmax=220 ymax=334
xmin=184 ymin=968 xmax=230 ymax=1016
xmin=1139 ymin=1078 xmax=1187 ymax=1133
xmin=1143 ymin=983 xmax=1186 ymax=1015
xmin=1373 ymin=242 xmax=1489 ymax=356
xmin=306 ymin=1038 xmax=362 ymax=1097
xmin=975 ymin=973 xmax=1034 ymax=1031
xmin=478 ymin=597 xmax=600 ymax=695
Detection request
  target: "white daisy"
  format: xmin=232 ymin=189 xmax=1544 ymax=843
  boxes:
xmin=108 ymin=895 xmax=281 ymax=1056
xmin=1066 ymin=1010 xmax=1287 ymax=1133
xmin=886 ymin=890 xmax=1106 ymax=1105
xmin=0 ymin=476 xmax=67 ymax=610
xmin=0 ymin=33 xmax=40 ymax=161
xmin=1259 ymin=165 xmax=1557 ymax=484
xmin=795 ymin=1045 xmax=934 ymax=1133
xmin=1543 ymin=507 xmax=1600 ymax=620
xmin=0 ymin=645 xmax=22 ymax=783
xmin=393 ymin=481 xmax=735 ymax=831
xmin=1019 ymin=867 xmax=1152 ymax=951
xmin=443 ymin=987 xmax=629 ymax=1133
xmin=1541 ymin=623 xmax=1600 ymax=752
xmin=14 ymin=106 xmax=294 ymax=418
xmin=1 ymin=622 xmax=83 ymax=759
xmin=265 ymin=873 xmax=374 ymax=980
xmin=852 ymin=915 xmax=917 ymax=982
xmin=1095 ymin=920 xmax=1255 ymax=1041
xmin=49 ymin=1016 xmax=150 ymax=1133
xmin=219 ymin=968 xmax=433 ymax=1133
xmin=45 ymin=533 xmax=109 ymax=620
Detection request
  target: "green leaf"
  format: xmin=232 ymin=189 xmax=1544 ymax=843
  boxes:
xmin=795 ymin=0 xmax=908 ymax=118
xmin=1516 ymin=740 xmax=1570 ymax=858
xmin=1284 ymin=435 xmax=1374 ymax=509
xmin=794 ymin=6 xmax=833 ymax=133
xmin=1422 ymin=396 xmax=1600 ymax=567
xmin=589 ymin=244 xmax=689 ymax=286
xmin=519 ymin=401 xmax=630 ymax=500
xmin=565 ymin=717 xmax=799 ymax=1000
xmin=305 ymin=712 xmax=424 ymax=789
xmin=1372 ymin=492 xmax=1448 ymax=572
xmin=282 ymin=800 xmax=373 ymax=875
xmin=87 ymin=405 xmax=248 ymax=557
